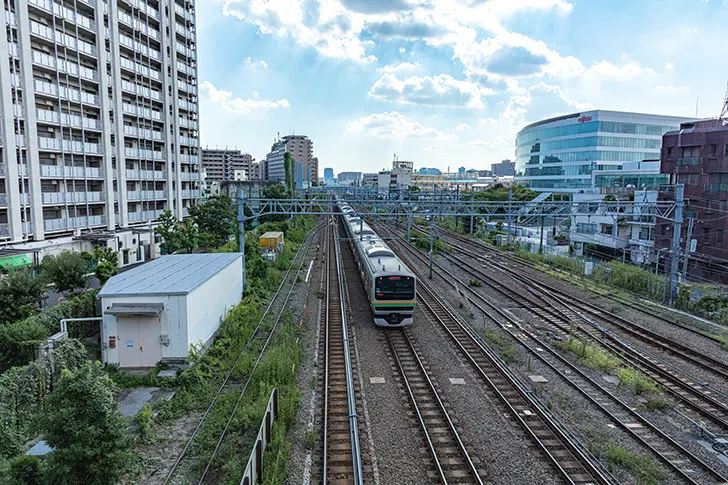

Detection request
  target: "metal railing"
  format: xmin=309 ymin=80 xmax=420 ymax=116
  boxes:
xmin=239 ymin=388 xmax=278 ymax=485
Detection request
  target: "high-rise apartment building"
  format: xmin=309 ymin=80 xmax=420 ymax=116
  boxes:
xmin=0 ymin=0 xmax=200 ymax=245
xmin=265 ymin=135 xmax=314 ymax=182
xmin=491 ymin=159 xmax=515 ymax=177
xmin=201 ymin=149 xmax=252 ymax=182
xmin=323 ymin=167 xmax=333 ymax=184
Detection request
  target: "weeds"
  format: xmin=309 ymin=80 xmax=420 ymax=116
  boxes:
xmin=479 ymin=330 xmax=517 ymax=364
xmin=468 ymin=279 xmax=483 ymax=287
xmin=134 ymin=404 xmax=153 ymax=444
xmin=555 ymin=337 xmax=620 ymax=372
xmin=305 ymin=429 xmax=317 ymax=450
xmin=604 ymin=443 xmax=663 ymax=485
xmin=617 ymin=368 xmax=659 ymax=395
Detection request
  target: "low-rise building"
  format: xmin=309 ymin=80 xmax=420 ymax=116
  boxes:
xmin=492 ymin=159 xmax=516 ymax=177
xmin=98 ymin=253 xmax=243 ymax=368
xmin=337 ymin=172 xmax=363 ymax=186
xmin=362 ymin=173 xmax=379 ymax=188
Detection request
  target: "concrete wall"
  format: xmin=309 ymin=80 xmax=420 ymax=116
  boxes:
xmin=186 ymin=255 xmax=243 ymax=349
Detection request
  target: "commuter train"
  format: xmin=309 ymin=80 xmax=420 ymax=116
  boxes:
xmin=337 ymin=200 xmax=416 ymax=326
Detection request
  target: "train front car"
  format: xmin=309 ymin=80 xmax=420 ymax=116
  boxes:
xmin=365 ymin=245 xmax=416 ymax=327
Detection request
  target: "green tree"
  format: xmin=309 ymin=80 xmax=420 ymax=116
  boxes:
xmin=42 ymin=363 xmax=131 ymax=485
xmin=91 ymin=247 xmax=118 ymax=286
xmin=188 ymin=195 xmax=236 ymax=249
xmin=283 ymin=151 xmax=293 ymax=196
xmin=0 ymin=269 xmax=45 ymax=324
xmin=41 ymin=251 xmax=88 ymax=294
xmin=155 ymin=210 xmax=181 ymax=254
xmin=9 ymin=455 xmax=41 ymax=485
xmin=177 ymin=219 xmax=200 ymax=254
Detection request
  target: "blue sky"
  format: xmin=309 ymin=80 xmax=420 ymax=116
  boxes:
xmin=195 ymin=0 xmax=728 ymax=176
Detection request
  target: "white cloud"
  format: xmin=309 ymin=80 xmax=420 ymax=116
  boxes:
xmin=478 ymin=117 xmax=498 ymax=125
xmin=398 ymin=47 xmax=406 ymax=54
xmin=500 ymin=82 xmax=592 ymax=127
xmin=655 ymin=85 xmax=690 ymax=94
xmin=376 ymin=62 xmax=421 ymax=75
xmin=456 ymin=123 xmax=470 ymax=131
xmin=368 ymin=73 xmax=490 ymax=108
xmin=426 ymin=144 xmax=443 ymax=152
xmin=200 ymin=81 xmax=290 ymax=114
xmin=345 ymin=111 xmax=445 ymax=139
xmin=665 ymin=62 xmax=674 ymax=71
xmin=470 ymin=134 xmax=510 ymax=149
xmin=245 ymin=57 xmax=268 ymax=70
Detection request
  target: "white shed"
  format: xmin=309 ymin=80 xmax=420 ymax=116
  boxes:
xmin=98 ymin=253 xmax=243 ymax=368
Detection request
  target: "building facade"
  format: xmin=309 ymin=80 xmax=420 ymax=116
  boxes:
xmin=492 ymin=159 xmax=515 ymax=177
xmin=337 ymin=171 xmax=361 ymax=186
xmin=515 ymin=110 xmax=691 ymax=192
xmin=656 ymin=120 xmax=728 ymax=280
xmin=0 ymin=0 xmax=201 ymax=244
xmin=201 ymin=149 xmax=252 ymax=182
xmin=570 ymin=161 xmax=668 ymax=264
xmin=323 ymin=167 xmax=334 ymax=184
xmin=418 ymin=167 xmax=441 ymax=175
xmin=265 ymin=134 xmax=314 ymax=182
xmin=362 ymin=172 xmax=377 ymax=188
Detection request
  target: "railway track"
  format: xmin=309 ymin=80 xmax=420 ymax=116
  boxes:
xmin=162 ymin=223 xmax=323 ymax=485
xmin=422 ymin=227 xmax=728 ymax=433
xmin=386 ymin=328 xmax=483 ymax=485
xmin=319 ymin=218 xmax=364 ymax=485
xmin=377 ymin=226 xmax=617 ymax=485
xmin=384 ymin=224 xmax=728 ymax=484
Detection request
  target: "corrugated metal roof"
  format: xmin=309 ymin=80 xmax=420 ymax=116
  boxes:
xmin=260 ymin=231 xmax=283 ymax=238
xmin=98 ymin=253 xmax=242 ymax=297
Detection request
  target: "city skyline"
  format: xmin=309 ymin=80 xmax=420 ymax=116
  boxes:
xmin=196 ymin=0 xmax=728 ymax=175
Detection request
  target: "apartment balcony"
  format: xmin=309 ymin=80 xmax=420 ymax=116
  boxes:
xmin=44 ymin=215 xmax=107 ymax=232
xmin=40 ymin=164 xmax=104 ymax=178
xmin=180 ymin=171 xmax=199 ymax=181
xmin=121 ymin=80 xmax=162 ymax=102
xmin=177 ymin=98 xmax=197 ymax=112
xmin=124 ymin=147 xmax=164 ymax=160
xmin=41 ymin=191 xmax=105 ymax=204
xmin=177 ymin=79 xmax=196 ymax=94
xmin=125 ymin=169 xmax=167 ymax=180
xmin=179 ymin=135 xmax=197 ymax=147
xmin=127 ymin=190 xmax=167 ymax=201
xmin=6 ymin=11 xmax=16 ymax=27
xmin=0 ymin=223 xmax=8 ymax=237
xmin=0 ymin=193 xmax=6 ymax=206
xmin=174 ymin=23 xmax=193 ymax=39
xmin=176 ymin=43 xmax=195 ymax=59
xmin=29 ymin=21 xmax=97 ymax=57
xmin=182 ymin=207 xmax=189 ymax=217
xmin=38 ymin=137 xmax=103 ymax=155
xmin=121 ymin=103 xmax=163 ymax=122
xmin=123 ymin=125 xmax=164 ymax=141
xmin=28 ymin=0 xmax=96 ymax=33
xmin=32 ymin=50 xmax=100 ymax=82
xmin=119 ymin=57 xmax=161 ymax=81
xmin=677 ymin=157 xmax=701 ymax=167
xmin=117 ymin=11 xmax=160 ymax=40
xmin=181 ymin=189 xmax=200 ymax=199
xmin=128 ymin=209 xmax=163 ymax=222
xmin=36 ymin=109 xmax=102 ymax=131
xmin=179 ymin=154 xmax=199 ymax=164
xmin=174 ymin=2 xmax=194 ymax=22
xmin=178 ymin=118 xmax=198 ymax=130
xmin=118 ymin=34 xmax=161 ymax=61
xmin=34 ymin=79 xmax=100 ymax=106
xmin=118 ymin=0 xmax=160 ymax=20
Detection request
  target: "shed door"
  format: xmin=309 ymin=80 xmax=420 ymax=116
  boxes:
xmin=117 ymin=316 xmax=162 ymax=368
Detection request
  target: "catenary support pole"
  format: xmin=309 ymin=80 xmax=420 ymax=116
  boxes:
xmin=668 ymin=184 xmax=684 ymax=305
xmin=682 ymin=216 xmax=694 ymax=283
xmin=407 ymin=213 xmax=412 ymax=242
xmin=429 ymin=216 xmax=434 ymax=279
xmin=507 ymin=186 xmax=513 ymax=246
xmin=237 ymin=190 xmax=246 ymax=290
xmin=539 ymin=215 xmax=544 ymax=253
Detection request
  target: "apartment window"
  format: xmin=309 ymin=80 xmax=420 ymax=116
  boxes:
xmin=681 ymin=146 xmax=701 ymax=157
xmin=577 ymin=223 xmax=597 ymax=234
xmin=711 ymin=144 xmax=717 ymax=155
xmin=666 ymin=146 xmax=673 ymax=156
xmin=725 ymin=144 xmax=728 ymax=156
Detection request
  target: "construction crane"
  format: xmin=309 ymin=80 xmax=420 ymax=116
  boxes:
xmin=720 ymin=81 xmax=728 ymax=125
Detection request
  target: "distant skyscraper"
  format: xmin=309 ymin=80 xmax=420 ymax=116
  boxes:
xmin=324 ymin=168 xmax=334 ymax=184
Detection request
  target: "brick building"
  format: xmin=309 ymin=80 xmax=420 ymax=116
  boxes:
xmin=657 ymin=119 xmax=728 ymax=281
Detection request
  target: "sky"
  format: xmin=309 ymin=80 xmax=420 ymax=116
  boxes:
xmin=195 ymin=0 xmax=728 ymax=177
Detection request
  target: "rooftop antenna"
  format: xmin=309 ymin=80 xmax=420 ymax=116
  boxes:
xmin=720 ymin=81 xmax=728 ymax=126
xmin=695 ymin=96 xmax=699 ymax=118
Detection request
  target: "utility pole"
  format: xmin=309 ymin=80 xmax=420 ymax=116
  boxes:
xmin=539 ymin=215 xmax=544 ymax=253
xmin=507 ymin=186 xmax=513 ymax=246
xmin=682 ymin=217 xmax=694 ymax=283
xmin=668 ymin=184 xmax=684 ymax=305
xmin=429 ymin=216 xmax=434 ymax=279
xmin=237 ymin=191 xmax=246 ymax=290
xmin=407 ymin=213 xmax=412 ymax=242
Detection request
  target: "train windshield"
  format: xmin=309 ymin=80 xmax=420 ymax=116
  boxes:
xmin=375 ymin=276 xmax=415 ymax=300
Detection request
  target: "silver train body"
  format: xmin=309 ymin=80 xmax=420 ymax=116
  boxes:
xmin=337 ymin=200 xmax=416 ymax=327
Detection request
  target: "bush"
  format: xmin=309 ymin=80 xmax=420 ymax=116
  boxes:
xmin=9 ymin=455 xmax=41 ymax=485
xmin=617 ymin=368 xmax=659 ymax=395
xmin=555 ymin=337 xmax=620 ymax=372
xmin=42 ymin=363 xmax=132 ymax=485
xmin=41 ymin=250 xmax=89 ymax=294
xmin=0 ymin=269 xmax=45 ymax=325
xmin=0 ymin=292 xmax=96 ymax=372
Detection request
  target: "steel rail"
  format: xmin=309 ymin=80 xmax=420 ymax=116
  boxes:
xmin=386 ymin=224 xmax=728 ymax=485
xmin=163 ymin=223 xmax=323 ymax=485
xmin=386 ymin=328 xmax=483 ymax=485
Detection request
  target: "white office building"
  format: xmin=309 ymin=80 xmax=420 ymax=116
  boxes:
xmin=0 ymin=0 xmax=201 ymax=245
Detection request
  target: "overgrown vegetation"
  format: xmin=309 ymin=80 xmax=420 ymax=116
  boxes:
xmin=410 ymin=229 xmax=452 ymax=253
xmin=0 ymin=269 xmax=46 ymax=324
xmin=478 ymin=329 xmax=517 ymax=364
xmin=41 ymin=250 xmax=89 ymax=294
xmin=586 ymin=427 xmax=663 ymax=485
xmin=555 ymin=336 xmax=668 ymax=409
